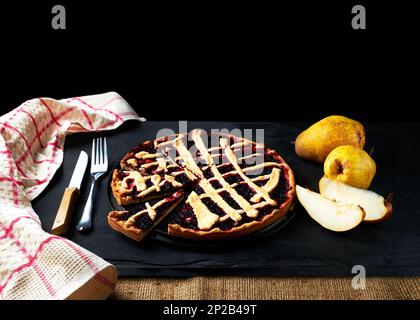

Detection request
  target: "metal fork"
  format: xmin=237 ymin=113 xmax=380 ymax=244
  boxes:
xmin=76 ymin=137 xmax=108 ymax=232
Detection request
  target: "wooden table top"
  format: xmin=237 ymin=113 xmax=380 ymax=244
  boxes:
xmin=111 ymin=277 xmax=420 ymax=300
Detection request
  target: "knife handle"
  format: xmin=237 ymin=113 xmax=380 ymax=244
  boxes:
xmin=51 ymin=187 xmax=79 ymax=236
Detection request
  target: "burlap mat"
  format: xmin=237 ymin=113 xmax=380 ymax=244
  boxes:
xmin=111 ymin=277 xmax=420 ymax=300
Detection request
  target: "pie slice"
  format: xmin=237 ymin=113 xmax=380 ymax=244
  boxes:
xmin=111 ymin=139 xmax=196 ymax=205
xmin=108 ymin=191 xmax=184 ymax=241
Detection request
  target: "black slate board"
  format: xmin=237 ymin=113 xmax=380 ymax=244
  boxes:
xmin=32 ymin=121 xmax=420 ymax=277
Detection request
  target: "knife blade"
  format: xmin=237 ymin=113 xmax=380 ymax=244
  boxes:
xmin=51 ymin=151 xmax=88 ymax=235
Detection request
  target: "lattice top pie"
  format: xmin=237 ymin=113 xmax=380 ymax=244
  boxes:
xmin=108 ymin=129 xmax=295 ymax=241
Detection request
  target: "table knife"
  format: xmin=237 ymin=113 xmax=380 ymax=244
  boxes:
xmin=51 ymin=151 xmax=88 ymax=235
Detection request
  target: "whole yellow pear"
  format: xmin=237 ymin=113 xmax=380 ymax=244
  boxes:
xmin=295 ymin=115 xmax=365 ymax=163
xmin=324 ymin=145 xmax=376 ymax=189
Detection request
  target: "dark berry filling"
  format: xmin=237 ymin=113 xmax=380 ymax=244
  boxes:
xmin=166 ymin=166 xmax=182 ymax=174
xmin=142 ymin=162 xmax=159 ymax=172
xmin=175 ymin=173 xmax=193 ymax=185
xmin=148 ymin=197 xmax=167 ymax=206
xmin=223 ymin=173 xmax=243 ymax=185
xmin=194 ymin=186 xmax=205 ymax=195
xmin=263 ymin=153 xmax=277 ymax=163
xmin=238 ymin=162 xmax=248 ymax=169
xmin=201 ymin=198 xmax=226 ymax=216
xmin=159 ymin=181 xmax=178 ymax=194
xmin=122 ymin=201 xmax=147 ymax=213
xmin=215 ymin=205 xmax=272 ymax=231
xmin=116 ymin=170 xmax=129 ymax=180
xmin=239 ymin=160 xmax=265 ymax=170
xmin=169 ymin=204 xmax=199 ymax=230
xmin=203 ymin=167 xmax=214 ymax=179
xmin=116 ymin=210 xmax=136 ymax=221
xmin=254 ymin=179 xmax=269 ymax=187
xmin=145 ymin=179 xmax=154 ymax=188
xmin=210 ymin=180 xmax=223 ymax=189
xmin=134 ymin=157 xmax=154 ymax=167
xmin=125 ymin=178 xmax=135 ymax=189
xmin=219 ymin=191 xmax=241 ymax=210
xmin=257 ymin=205 xmax=276 ymax=218
xmin=127 ymin=185 xmax=138 ymax=198
xmin=218 ymin=164 xmax=234 ymax=174
xmin=154 ymin=201 xmax=175 ymax=219
xmin=262 ymin=166 xmax=277 ymax=175
xmin=269 ymin=171 xmax=289 ymax=205
xmin=186 ymin=139 xmax=197 ymax=150
xmin=134 ymin=212 xmax=154 ymax=231
xmin=234 ymin=184 xmax=256 ymax=201
xmin=264 ymin=149 xmax=284 ymax=163
xmin=196 ymin=158 xmax=207 ymax=168
xmin=164 ymin=191 xmax=183 ymax=202
xmin=216 ymin=218 xmax=236 ymax=231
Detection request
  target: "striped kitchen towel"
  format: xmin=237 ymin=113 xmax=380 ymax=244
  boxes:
xmin=0 ymin=92 xmax=144 ymax=299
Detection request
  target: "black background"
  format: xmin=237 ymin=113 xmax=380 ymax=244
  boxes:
xmin=1 ymin=1 xmax=419 ymax=121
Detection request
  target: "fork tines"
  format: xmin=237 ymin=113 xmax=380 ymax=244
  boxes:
xmin=91 ymin=137 xmax=108 ymax=172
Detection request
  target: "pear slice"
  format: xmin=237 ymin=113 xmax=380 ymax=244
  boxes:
xmin=319 ymin=176 xmax=393 ymax=223
xmin=296 ymin=185 xmax=365 ymax=232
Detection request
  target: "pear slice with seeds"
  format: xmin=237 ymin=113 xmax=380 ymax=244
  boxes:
xmin=319 ymin=176 xmax=392 ymax=223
